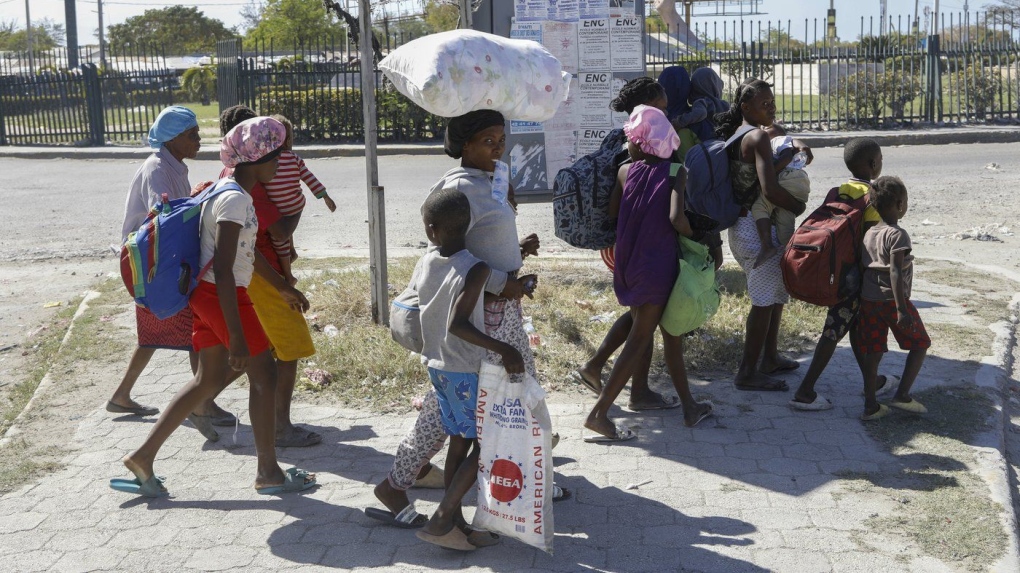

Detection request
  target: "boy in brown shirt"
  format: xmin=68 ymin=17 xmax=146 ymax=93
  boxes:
xmin=854 ymin=176 xmax=930 ymax=421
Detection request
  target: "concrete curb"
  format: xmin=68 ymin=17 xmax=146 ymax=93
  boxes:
xmin=936 ymin=258 xmax=1020 ymax=573
xmin=983 ymin=293 xmax=1020 ymax=573
xmin=2 ymin=128 xmax=1020 ymax=160
xmin=0 ymin=291 xmax=100 ymax=449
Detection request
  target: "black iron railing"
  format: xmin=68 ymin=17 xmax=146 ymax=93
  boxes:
xmin=646 ymin=10 xmax=1020 ymax=130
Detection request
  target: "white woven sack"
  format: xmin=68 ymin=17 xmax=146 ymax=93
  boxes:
xmin=378 ymin=29 xmax=571 ymax=121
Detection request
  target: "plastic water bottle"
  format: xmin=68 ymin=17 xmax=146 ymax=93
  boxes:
xmin=523 ymin=317 xmax=541 ymax=349
xmin=492 ymin=160 xmax=510 ymax=205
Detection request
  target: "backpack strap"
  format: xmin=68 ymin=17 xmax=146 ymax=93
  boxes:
xmin=193 ymin=179 xmax=245 ymax=283
xmin=723 ymin=124 xmax=758 ymax=149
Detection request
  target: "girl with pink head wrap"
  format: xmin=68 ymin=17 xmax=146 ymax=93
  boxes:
xmin=583 ymin=105 xmax=713 ymax=443
xmin=114 ymin=116 xmax=316 ymax=498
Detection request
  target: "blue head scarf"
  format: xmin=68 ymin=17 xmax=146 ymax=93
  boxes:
xmin=657 ymin=66 xmax=692 ymax=121
xmin=147 ymin=106 xmax=198 ymax=149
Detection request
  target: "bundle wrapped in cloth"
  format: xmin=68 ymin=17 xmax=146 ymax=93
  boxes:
xmin=378 ymin=29 xmax=571 ymax=121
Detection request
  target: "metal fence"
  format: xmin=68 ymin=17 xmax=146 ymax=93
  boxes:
xmin=0 ymin=45 xmax=174 ymax=145
xmin=217 ymin=32 xmax=448 ymax=143
xmin=646 ymin=10 xmax=1020 ymax=130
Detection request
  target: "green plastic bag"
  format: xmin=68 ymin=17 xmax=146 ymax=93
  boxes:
xmin=660 ymin=235 xmax=720 ymax=336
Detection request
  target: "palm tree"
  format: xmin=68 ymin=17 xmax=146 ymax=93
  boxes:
xmin=180 ymin=65 xmax=216 ymax=104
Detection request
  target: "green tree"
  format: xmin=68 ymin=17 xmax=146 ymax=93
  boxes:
xmin=180 ymin=65 xmax=217 ymax=102
xmin=424 ymin=0 xmax=460 ymax=33
xmin=107 ymin=7 xmax=236 ymax=55
xmin=246 ymin=0 xmax=349 ymax=48
xmin=0 ymin=18 xmax=65 ymax=51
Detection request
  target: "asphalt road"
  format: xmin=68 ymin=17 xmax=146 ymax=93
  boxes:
xmin=1 ymin=142 xmax=1019 ymax=268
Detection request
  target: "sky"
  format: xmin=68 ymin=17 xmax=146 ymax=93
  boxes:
xmin=5 ymin=0 xmax=987 ymax=46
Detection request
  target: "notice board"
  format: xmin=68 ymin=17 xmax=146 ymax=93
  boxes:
xmin=473 ymin=1 xmax=647 ymax=202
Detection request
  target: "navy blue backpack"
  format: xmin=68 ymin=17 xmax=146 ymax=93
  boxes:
xmin=552 ymin=129 xmax=629 ymax=250
xmin=683 ymin=124 xmax=757 ymax=232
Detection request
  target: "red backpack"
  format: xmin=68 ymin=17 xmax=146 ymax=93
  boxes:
xmin=781 ymin=185 xmax=870 ymax=307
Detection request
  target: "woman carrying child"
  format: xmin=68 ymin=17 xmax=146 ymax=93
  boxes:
xmin=112 ymin=117 xmax=315 ymax=497
xmin=213 ymin=105 xmax=322 ymax=448
xmin=371 ymin=110 xmax=554 ymax=531
xmin=413 ymin=188 xmax=526 ymax=551
xmin=715 ymin=79 xmax=808 ymax=391
xmin=584 ymin=105 xmax=713 ymax=442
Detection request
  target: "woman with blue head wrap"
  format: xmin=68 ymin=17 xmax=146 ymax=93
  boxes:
xmin=112 ymin=105 xmax=233 ymax=432
xmin=147 ymin=105 xmax=199 ymax=149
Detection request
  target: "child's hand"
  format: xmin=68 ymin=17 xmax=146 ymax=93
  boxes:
xmin=896 ymin=307 xmax=913 ymax=329
xmin=279 ymin=285 xmax=310 ymax=313
xmin=501 ymin=346 xmax=526 ymax=376
xmin=520 ymin=233 xmax=540 ymax=258
xmin=190 ymin=180 xmax=214 ymax=197
xmin=322 ymin=194 xmax=337 ymax=212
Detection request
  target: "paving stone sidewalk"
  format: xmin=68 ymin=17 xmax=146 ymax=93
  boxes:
xmin=0 ymin=274 xmax=1017 ymax=572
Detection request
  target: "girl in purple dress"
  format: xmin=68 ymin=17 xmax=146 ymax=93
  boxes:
xmin=583 ymin=105 xmax=714 ymax=442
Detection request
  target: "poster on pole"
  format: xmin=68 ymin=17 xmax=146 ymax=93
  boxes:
xmin=501 ymin=0 xmax=645 ymax=200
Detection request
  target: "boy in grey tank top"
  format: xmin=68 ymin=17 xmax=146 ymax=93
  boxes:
xmin=414 ymin=189 xmax=525 ymax=551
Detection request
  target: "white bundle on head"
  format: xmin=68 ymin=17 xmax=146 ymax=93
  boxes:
xmin=379 ymin=29 xmax=572 ymax=121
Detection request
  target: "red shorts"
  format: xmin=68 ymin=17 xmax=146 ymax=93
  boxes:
xmin=189 ymin=281 xmax=271 ymax=356
xmin=854 ymin=299 xmax=930 ymax=355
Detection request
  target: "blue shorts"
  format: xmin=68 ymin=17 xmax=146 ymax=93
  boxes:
xmin=427 ymin=368 xmax=478 ymax=439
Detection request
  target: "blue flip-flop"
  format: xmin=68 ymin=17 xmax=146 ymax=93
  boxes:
xmin=109 ymin=475 xmax=169 ymax=498
xmin=256 ymin=467 xmax=316 ymax=495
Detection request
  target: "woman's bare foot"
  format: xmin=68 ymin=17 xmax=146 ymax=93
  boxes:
xmin=122 ymin=453 xmax=155 ymax=484
xmin=574 ymin=366 xmax=603 ymax=394
xmin=759 ymin=353 xmax=799 ymax=374
xmin=735 ymin=371 xmax=789 ymax=392
xmin=374 ymin=480 xmax=412 ymax=516
xmin=683 ymin=402 xmax=714 ymax=427
xmin=583 ymin=412 xmax=619 ymax=439
xmin=253 ymin=466 xmax=304 ymax=490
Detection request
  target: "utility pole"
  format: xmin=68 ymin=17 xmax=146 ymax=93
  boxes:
xmin=98 ymin=0 xmax=107 ymax=69
xmin=827 ymin=0 xmax=837 ymax=42
xmin=358 ymin=0 xmax=387 ymax=325
xmin=914 ymin=0 xmax=920 ymax=34
xmin=65 ymin=0 xmax=79 ymax=68
xmin=879 ymin=0 xmax=888 ymax=36
xmin=458 ymin=0 xmax=473 ymax=30
xmin=24 ymin=0 xmax=34 ymax=73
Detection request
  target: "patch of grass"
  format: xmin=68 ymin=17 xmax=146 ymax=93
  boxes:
xmin=0 ymin=438 xmax=63 ymax=495
xmin=924 ymin=323 xmax=993 ymax=362
xmin=0 ymin=299 xmax=79 ymax=436
xmin=59 ymin=281 xmax=132 ymax=364
xmin=298 ymin=258 xmax=429 ymax=411
xmin=528 ymin=262 xmax=825 ymax=389
xmin=297 ymin=257 xmax=827 ymax=410
xmin=846 ymin=386 xmax=1009 ymax=571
